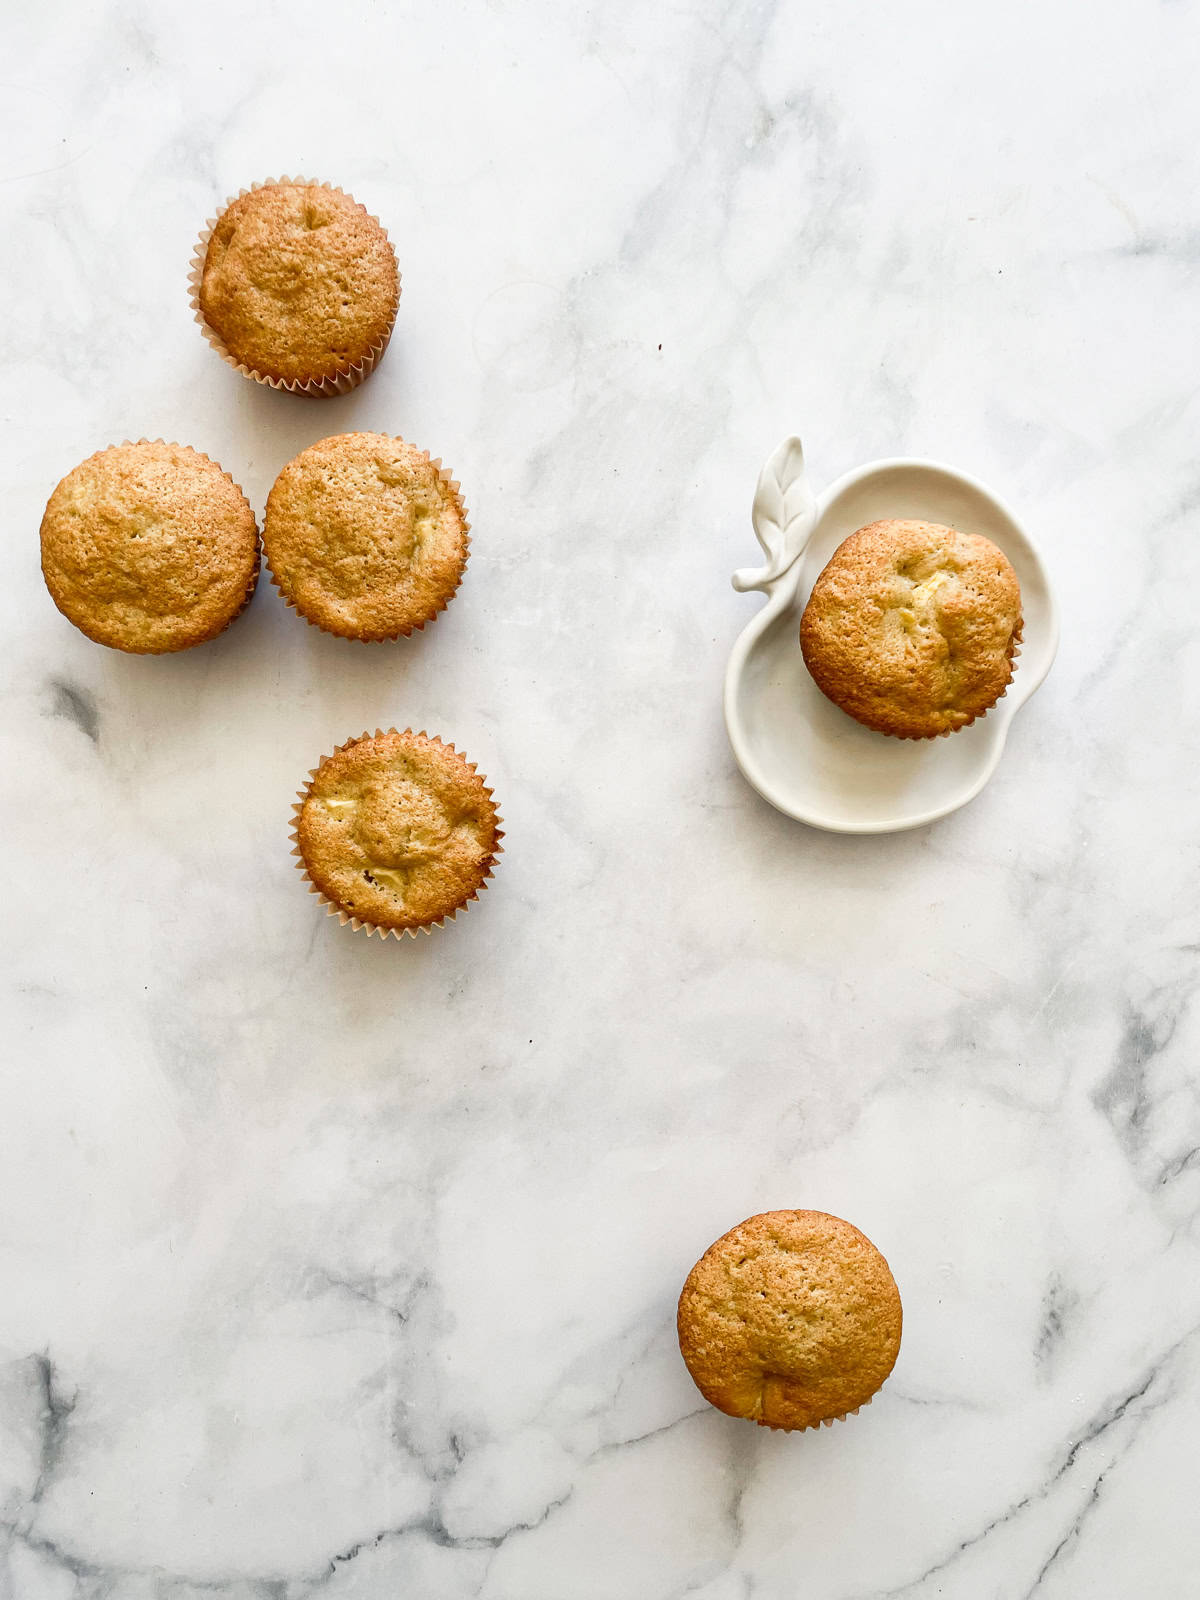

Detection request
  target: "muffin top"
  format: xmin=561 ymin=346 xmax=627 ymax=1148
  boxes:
xmin=800 ymin=520 xmax=1022 ymax=739
xmin=198 ymin=183 xmax=399 ymax=384
xmin=264 ymin=433 xmax=468 ymax=639
xmin=677 ymin=1210 xmax=902 ymax=1431
xmin=40 ymin=441 xmax=259 ymax=654
xmin=296 ymin=730 xmax=501 ymax=932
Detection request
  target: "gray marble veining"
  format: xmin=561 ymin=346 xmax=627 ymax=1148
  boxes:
xmin=2 ymin=0 xmax=1199 ymax=1595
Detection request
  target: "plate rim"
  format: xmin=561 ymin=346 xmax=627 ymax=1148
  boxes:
xmin=723 ymin=454 xmax=1060 ymax=834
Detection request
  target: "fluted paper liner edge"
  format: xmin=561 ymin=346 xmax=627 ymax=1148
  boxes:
xmin=290 ymin=728 xmax=503 ymax=939
xmin=263 ymin=440 xmax=469 ymax=640
xmin=188 ymin=176 xmax=400 ymax=398
xmin=43 ymin=439 xmax=260 ymax=654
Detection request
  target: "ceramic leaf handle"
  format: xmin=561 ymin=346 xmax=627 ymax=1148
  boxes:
xmin=732 ymin=435 xmax=818 ymax=594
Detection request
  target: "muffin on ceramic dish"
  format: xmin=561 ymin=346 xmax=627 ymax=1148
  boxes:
xmin=800 ymin=520 xmax=1021 ymax=739
xmin=677 ymin=1210 xmax=902 ymax=1431
xmin=263 ymin=433 xmax=468 ymax=640
xmin=192 ymin=179 xmax=399 ymax=395
xmin=292 ymin=729 xmax=501 ymax=938
xmin=39 ymin=440 xmax=259 ymax=653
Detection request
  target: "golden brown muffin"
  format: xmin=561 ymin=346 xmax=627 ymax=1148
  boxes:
xmin=40 ymin=441 xmax=259 ymax=654
xmin=677 ymin=1210 xmax=902 ymax=1431
xmin=293 ymin=729 xmax=502 ymax=936
xmin=196 ymin=181 xmax=399 ymax=388
xmin=800 ymin=520 xmax=1022 ymax=738
xmin=263 ymin=434 xmax=468 ymax=640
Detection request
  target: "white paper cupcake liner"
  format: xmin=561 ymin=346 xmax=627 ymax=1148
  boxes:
xmin=290 ymin=728 xmax=503 ymax=939
xmin=760 ymin=1396 xmax=869 ymax=1432
xmin=188 ymin=176 xmax=400 ymax=398
xmin=263 ymin=440 xmax=469 ymax=640
xmin=43 ymin=439 xmax=259 ymax=654
xmin=897 ymin=615 xmax=1024 ymax=741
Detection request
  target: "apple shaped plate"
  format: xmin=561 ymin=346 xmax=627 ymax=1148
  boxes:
xmin=724 ymin=438 xmax=1058 ymax=833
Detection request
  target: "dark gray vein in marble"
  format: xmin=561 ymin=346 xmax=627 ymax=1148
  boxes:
xmin=1023 ymin=1459 xmax=1114 ymax=1597
xmin=1092 ymin=1009 xmax=1171 ymax=1158
xmin=29 ymin=1353 xmax=75 ymax=1509
xmin=0 ymin=1521 xmax=288 ymax=1600
xmin=47 ymin=678 xmax=99 ymax=744
xmin=305 ymin=1406 xmax=710 ymax=1595
xmin=860 ymin=1335 xmax=1187 ymax=1600
xmin=1158 ymin=1144 xmax=1200 ymax=1186
xmin=319 ymin=1269 xmax=428 ymax=1325
xmin=1092 ymin=987 xmax=1200 ymax=1216
xmin=1034 ymin=1272 xmax=1078 ymax=1373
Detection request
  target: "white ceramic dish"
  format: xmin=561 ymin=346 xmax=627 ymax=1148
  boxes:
xmin=724 ymin=438 xmax=1058 ymax=833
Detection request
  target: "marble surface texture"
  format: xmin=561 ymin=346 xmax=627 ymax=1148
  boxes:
xmin=3 ymin=1 xmax=1199 ymax=1595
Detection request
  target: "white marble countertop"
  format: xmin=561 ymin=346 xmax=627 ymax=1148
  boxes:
xmin=4 ymin=1 xmax=1199 ymax=1595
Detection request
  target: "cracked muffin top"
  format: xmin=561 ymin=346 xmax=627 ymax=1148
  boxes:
xmin=263 ymin=433 xmax=468 ymax=640
xmin=198 ymin=183 xmax=399 ymax=385
xmin=40 ymin=441 xmax=259 ymax=654
xmin=799 ymin=520 xmax=1022 ymax=739
xmin=295 ymin=730 xmax=501 ymax=934
xmin=677 ymin=1210 xmax=902 ymax=1432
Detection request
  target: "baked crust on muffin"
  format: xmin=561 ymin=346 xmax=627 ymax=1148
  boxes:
xmin=677 ymin=1210 xmax=902 ymax=1431
xmin=263 ymin=434 xmax=468 ymax=640
xmin=198 ymin=183 xmax=398 ymax=385
xmin=40 ymin=441 xmax=259 ymax=654
xmin=294 ymin=730 xmax=501 ymax=934
xmin=799 ymin=520 xmax=1022 ymax=738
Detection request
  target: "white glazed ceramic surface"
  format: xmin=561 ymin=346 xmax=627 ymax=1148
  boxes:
xmin=725 ymin=440 xmax=1059 ymax=833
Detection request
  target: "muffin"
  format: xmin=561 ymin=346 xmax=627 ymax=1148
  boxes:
xmin=263 ymin=434 xmax=468 ymax=640
xmin=40 ymin=440 xmax=259 ymax=654
xmin=677 ymin=1210 xmax=902 ymax=1431
xmin=800 ymin=520 xmax=1022 ymax=738
xmin=192 ymin=179 xmax=399 ymax=395
xmin=293 ymin=729 xmax=502 ymax=937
